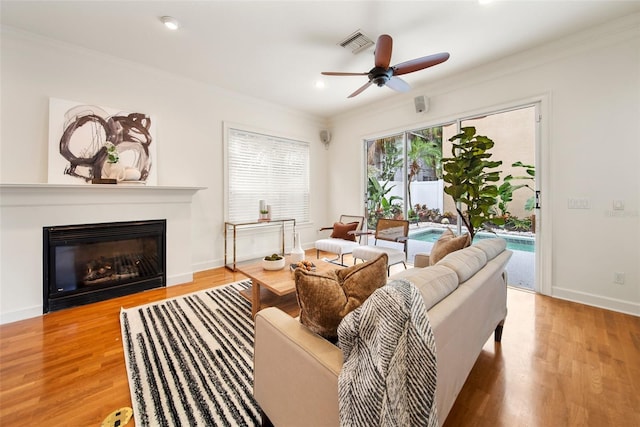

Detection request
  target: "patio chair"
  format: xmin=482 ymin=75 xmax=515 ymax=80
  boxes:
xmin=352 ymin=218 xmax=409 ymax=275
xmin=314 ymin=215 xmax=365 ymax=266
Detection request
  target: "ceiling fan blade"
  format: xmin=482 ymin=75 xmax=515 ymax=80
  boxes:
xmin=385 ymin=76 xmax=411 ymax=93
xmin=374 ymin=34 xmax=393 ymax=69
xmin=321 ymin=71 xmax=368 ymax=76
xmin=392 ymin=52 xmax=450 ymax=76
xmin=348 ymin=81 xmax=373 ymax=98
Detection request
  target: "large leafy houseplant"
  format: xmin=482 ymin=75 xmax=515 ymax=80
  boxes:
xmin=442 ymin=127 xmax=505 ymax=241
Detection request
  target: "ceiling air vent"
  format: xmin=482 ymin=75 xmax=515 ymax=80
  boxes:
xmin=338 ymin=30 xmax=374 ymax=54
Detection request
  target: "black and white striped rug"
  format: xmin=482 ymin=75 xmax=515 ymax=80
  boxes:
xmin=120 ymin=280 xmax=260 ymax=426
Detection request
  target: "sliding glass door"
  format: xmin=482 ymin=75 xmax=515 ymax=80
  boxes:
xmin=363 ymin=105 xmax=538 ymax=291
xmin=365 ymin=124 xmax=452 ymax=229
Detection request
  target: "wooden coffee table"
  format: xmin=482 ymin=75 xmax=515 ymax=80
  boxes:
xmin=237 ymin=255 xmax=342 ymax=317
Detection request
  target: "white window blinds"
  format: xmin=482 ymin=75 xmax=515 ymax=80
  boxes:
xmin=226 ymin=128 xmax=310 ymax=223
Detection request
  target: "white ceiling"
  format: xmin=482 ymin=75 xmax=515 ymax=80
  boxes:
xmin=2 ymin=1 xmax=639 ymax=119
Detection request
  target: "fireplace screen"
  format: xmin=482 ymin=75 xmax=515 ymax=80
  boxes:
xmin=44 ymin=220 xmax=166 ymax=312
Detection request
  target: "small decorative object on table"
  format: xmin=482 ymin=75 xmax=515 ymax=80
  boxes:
xmin=102 ymin=142 xmax=126 ymax=181
xmin=259 ymin=200 xmax=271 ymax=221
xmin=290 ymin=232 xmax=305 ymax=263
xmin=291 ymin=260 xmax=315 ymax=272
xmin=262 ymin=254 xmax=285 ymax=271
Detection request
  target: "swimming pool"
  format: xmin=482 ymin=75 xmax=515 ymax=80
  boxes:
xmin=410 ymin=228 xmax=535 ymax=253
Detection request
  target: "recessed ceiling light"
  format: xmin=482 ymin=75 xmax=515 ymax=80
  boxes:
xmin=315 ymin=80 xmax=325 ymax=89
xmin=160 ymin=16 xmax=179 ymax=30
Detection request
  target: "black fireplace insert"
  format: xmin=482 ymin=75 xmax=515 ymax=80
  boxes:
xmin=43 ymin=219 xmax=166 ymax=313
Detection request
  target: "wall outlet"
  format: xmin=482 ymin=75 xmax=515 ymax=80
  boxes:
xmin=614 ymin=272 xmax=625 ymax=285
xmin=613 ymin=200 xmax=625 ymax=211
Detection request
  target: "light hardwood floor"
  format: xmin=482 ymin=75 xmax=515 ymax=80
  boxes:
xmin=1 ymin=253 xmax=639 ymax=426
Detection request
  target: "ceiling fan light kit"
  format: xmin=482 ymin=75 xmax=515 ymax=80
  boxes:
xmin=322 ymin=34 xmax=450 ymax=98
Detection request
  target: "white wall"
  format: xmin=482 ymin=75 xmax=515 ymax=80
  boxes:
xmin=326 ymin=15 xmax=640 ymax=315
xmin=2 ymin=14 xmax=638 ymax=320
xmin=0 ymin=28 xmax=330 ymax=322
xmin=386 ymin=180 xmax=444 ymax=214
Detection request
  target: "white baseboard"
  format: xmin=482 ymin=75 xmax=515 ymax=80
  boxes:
xmin=2 ymin=274 xmax=195 ymax=325
xmin=552 ymin=287 xmax=640 ymax=316
xmin=192 ymin=259 xmax=220 ymax=273
xmin=0 ymin=305 xmax=42 ymax=325
xmin=167 ymin=272 xmax=194 ymax=287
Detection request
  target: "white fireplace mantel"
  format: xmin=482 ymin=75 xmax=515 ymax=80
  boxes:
xmin=0 ymin=183 xmax=206 ymax=324
xmin=0 ymin=183 xmax=205 ymax=206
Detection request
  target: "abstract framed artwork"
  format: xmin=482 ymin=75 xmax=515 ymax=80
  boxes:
xmin=48 ymin=98 xmax=157 ymax=185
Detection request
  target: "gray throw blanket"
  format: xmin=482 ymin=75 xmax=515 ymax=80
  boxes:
xmin=337 ymin=279 xmax=438 ymax=427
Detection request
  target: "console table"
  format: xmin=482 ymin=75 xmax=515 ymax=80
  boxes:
xmin=224 ymin=218 xmax=296 ymax=271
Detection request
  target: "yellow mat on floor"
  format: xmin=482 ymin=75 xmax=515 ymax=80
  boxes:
xmin=101 ymin=407 xmax=132 ymax=427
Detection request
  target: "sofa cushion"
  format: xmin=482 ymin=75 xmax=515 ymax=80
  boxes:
xmin=436 ymin=246 xmax=488 ymax=284
xmin=430 ymin=229 xmax=471 ymax=265
xmin=473 ymin=238 xmax=507 ymax=261
xmin=330 ymin=221 xmax=359 ymax=241
xmin=390 ymin=264 xmax=459 ymax=311
xmin=294 ymin=253 xmax=388 ymax=340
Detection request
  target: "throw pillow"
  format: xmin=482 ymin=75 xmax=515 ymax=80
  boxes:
xmin=295 ymin=253 xmax=388 ymax=341
xmin=330 ymin=221 xmax=359 ymax=242
xmin=429 ymin=228 xmax=470 ymax=265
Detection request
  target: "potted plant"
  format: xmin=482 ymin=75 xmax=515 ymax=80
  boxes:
xmin=258 ymin=200 xmax=271 ymax=221
xmin=442 ymin=127 xmax=505 ymax=241
xmin=105 ymin=142 xmax=119 ymax=164
xmin=262 ymin=253 xmax=285 ymax=270
xmin=102 ymin=142 xmax=126 ymax=181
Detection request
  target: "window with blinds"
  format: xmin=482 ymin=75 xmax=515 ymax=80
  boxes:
xmin=226 ymin=127 xmax=310 ymax=223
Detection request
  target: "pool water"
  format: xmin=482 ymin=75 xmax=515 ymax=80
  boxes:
xmin=410 ymin=229 xmax=535 ymax=253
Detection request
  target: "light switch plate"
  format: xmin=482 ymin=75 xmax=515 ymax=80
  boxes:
xmin=568 ymin=198 xmax=590 ymax=209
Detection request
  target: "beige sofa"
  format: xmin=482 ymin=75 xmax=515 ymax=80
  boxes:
xmin=254 ymin=238 xmax=512 ymax=426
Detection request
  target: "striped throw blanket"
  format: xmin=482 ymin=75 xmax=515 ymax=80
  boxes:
xmin=337 ymin=279 xmax=438 ymax=427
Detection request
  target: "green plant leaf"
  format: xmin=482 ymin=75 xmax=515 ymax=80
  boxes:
xmin=525 ymin=197 xmax=535 ymax=211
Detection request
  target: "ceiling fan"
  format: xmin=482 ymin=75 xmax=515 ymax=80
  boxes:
xmin=322 ymin=34 xmax=450 ymax=98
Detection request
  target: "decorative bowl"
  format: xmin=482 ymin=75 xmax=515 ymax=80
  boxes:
xmin=290 ymin=261 xmax=316 ymax=272
xmin=262 ymin=256 xmax=285 ymax=271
